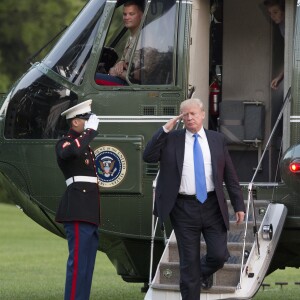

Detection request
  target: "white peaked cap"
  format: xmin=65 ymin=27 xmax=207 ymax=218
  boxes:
xmin=61 ymin=99 xmax=93 ymax=119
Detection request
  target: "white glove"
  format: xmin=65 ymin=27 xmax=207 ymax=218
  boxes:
xmin=84 ymin=114 xmax=99 ymax=131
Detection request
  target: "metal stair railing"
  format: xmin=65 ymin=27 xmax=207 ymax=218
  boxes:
xmin=148 ymin=120 xmax=183 ymax=288
xmin=238 ymin=87 xmax=291 ymax=289
xmin=149 ymin=173 xmax=158 ymax=287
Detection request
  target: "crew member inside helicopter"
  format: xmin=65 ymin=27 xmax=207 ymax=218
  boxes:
xmin=263 ymin=0 xmax=285 ymax=90
xmin=95 ymin=1 xmax=144 ymax=86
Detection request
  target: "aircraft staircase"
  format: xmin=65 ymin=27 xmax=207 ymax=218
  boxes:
xmin=144 ymin=192 xmax=287 ymax=300
xmin=145 ymin=89 xmax=291 ymax=299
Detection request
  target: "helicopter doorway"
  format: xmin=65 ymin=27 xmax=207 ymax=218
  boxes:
xmin=206 ymin=0 xmax=294 ymax=183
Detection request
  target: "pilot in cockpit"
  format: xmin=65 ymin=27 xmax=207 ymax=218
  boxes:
xmin=95 ymin=1 xmax=144 ymax=86
xmin=109 ymin=1 xmax=144 ymax=80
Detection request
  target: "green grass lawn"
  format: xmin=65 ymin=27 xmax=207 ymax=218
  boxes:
xmin=0 ymin=203 xmax=144 ymax=300
xmin=254 ymin=266 xmax=300 ymax=300
xmin=0 ymin=203 xmax=299 ymax=300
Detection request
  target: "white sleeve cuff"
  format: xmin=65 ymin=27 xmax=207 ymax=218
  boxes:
xmin=162 ymin=126 xmax=170 ymax=133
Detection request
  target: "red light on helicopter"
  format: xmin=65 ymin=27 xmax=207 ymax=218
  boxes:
xmin=289 ymin=161 xmax=300 ymax=173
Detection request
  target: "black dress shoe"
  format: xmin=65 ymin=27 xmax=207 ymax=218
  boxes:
xmin=201 ymin=274 xmax=213 ymax=289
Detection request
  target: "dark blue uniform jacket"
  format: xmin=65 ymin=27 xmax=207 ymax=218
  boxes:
xmin=55 ymin=128 xmax=100 ymax=226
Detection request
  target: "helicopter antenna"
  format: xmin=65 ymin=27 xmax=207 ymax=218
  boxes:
xmin=26 ymin=25 xmax=68 ymax=65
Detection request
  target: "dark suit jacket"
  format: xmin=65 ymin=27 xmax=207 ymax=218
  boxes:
xmin=143 ymin=127 xmax=245 ymax=230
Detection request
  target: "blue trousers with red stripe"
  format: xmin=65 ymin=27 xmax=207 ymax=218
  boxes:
xmin=63 ymin=221 xmax=99 ymax=300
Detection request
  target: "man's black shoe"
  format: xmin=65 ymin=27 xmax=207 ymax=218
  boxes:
xmin=201 ymin=274 xmax=213 ymax=289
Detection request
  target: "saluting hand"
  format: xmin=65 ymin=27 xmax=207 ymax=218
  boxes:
xmin=164 ymin=114 xmax=184 ymax=132
xmin=85 ymin=114 xmax=99 ymax=131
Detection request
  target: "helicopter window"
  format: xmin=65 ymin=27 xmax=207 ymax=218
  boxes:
xmin=4 ymin=68 xmax=78 ymax=139
xmin=95 ymin=0 xmax=177 ymax=86
xmin=128 ymin=0 xmax=177 ymax=85
xmin=43 ymin=0 xmax=106 ymax=86
xmin=95 ymin=1 xmax=143 ymax=86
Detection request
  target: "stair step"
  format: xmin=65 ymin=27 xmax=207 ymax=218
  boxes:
xmin=215 ymin=264 xmax=240 ymax=287
xmin=151 ymin=283 xmax=237 ymax=294
xmin=166 ymin=221 xmax=262 ymax=249
xmin=151 ymin=283 xmax=180 ymax=291
xmin=227 ymin=242 xmax=252 ymax=264
xmin=228 ymin=199 xmax=269 ymax=222
xmin=159 ymin=262 xmax=241 ymax=286
xmin=205 ymin=285 xmax=237 ymax=294
xmin=169 ymin=241 xmax=252 ymax=264
xmin=228 ymin=221 xmax=260 ymax=243
xmin=159 ymin=262 xmax=180 ymax=285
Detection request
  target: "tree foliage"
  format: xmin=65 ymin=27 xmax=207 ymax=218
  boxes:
xmin=0 ymin=0 xmax=87 ymax=93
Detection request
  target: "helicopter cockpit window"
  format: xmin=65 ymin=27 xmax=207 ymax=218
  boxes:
xmin=95 ymin=0 xmax=177 ymax=86
xmin=4 ymin=68 xmax=78 ymax=139
xmin=131 ymin=0 xmax=177 ymax=85
xmin=43 ymin=0 xmax=106 ymax=86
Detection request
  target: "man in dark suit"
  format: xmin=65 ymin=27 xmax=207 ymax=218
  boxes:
xmin=143 ymin=98 xmax=245 ymax=300
xmin=55 ymin=99 xmax=100 ymax=300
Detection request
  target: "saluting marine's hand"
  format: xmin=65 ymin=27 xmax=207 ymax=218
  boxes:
xmin=164 ymin=114 xmax=184 ymax=132
xmin=85 ymin=114 xmax=99 ymax=131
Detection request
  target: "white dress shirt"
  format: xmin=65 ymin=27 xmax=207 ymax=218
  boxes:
xmin=179 ymin=127 xmax=215 ymax=195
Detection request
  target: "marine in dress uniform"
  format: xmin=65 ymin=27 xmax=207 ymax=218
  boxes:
xmin=55 ymin=99 xmax=100 ymax=300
